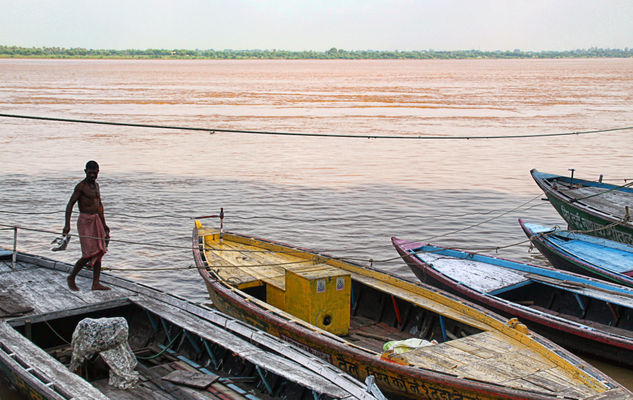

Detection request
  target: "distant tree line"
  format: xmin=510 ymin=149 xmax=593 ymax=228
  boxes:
xmin=1 ymin=45 xmax=632 ymax=59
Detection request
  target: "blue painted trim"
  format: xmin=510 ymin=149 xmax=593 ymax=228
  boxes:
xmin=160 ymin=318 xmax=172 ymax=342
xmin=183 ymin=331 xmax=201 ymax=353
xmin=227 ymin=383 xmax=248 ymax=394
xmin=144 ymin=311 xmax=159 ymax=332
xmin=412 ymin=245 xmax=633 ymax=296
xmin=177 ymin=354 xmax=201 ymax=369
xmin=255 ymin=365 xmax=273 ymax=395
xmin=439 ymin=315 xmax=447 ymax=342
xmin=202 ymin=339 xmax=220 ymax=369
xmin=488 ymin=279 xmax=533 ymax=296
xmin=574 ymin=294 xmax=585 ymax=313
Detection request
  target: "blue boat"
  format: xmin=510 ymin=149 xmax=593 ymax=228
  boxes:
xmin=392 ymin=237 xmax=633 ymax=368
xmin=520 ymin=218 xmax=633 ymax=287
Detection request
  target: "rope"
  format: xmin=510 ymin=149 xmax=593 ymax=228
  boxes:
xmin=568 ymin=180 xmax=633 ymax=202
xmin=532 ymin=216 xmax=630 ymax=241
xmin=0 ymin=200 xmax=549 ymax=222
xmin=2 ymin=113 xmax=632 ymax=140
xmin=103 ymin=265 xmax=200 ymax=272
xmin=0 ymin=195 xmax=547 ymax=255
xmin=45 ymin=320 xmax=71 ymax=344
xmin=136 ymin=331 xmax=182 ymax=360
xmin=403 ymin=215 xmax=632 ymax=261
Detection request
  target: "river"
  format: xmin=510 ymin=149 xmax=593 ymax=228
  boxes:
xmin=0 ymin=58 xmax=632 ymax=395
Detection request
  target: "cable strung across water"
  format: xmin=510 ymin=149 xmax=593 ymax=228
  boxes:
xmin=2 ymin=113 xmax=632 ymax=140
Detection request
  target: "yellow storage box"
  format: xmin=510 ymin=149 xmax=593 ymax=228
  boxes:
xmin=284 ymin=265 xmax=351 ymax=335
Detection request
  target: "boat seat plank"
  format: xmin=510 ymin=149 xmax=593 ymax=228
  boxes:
xmin=0 ymin=291 xmax=33 ymax=317
xmin=162 ymin=369 xmax=219 ymax=389
xmin=393 ymin=331 xmax=568 ymax=392
xmin=523 ymin=369 xmax=595 ymax=398
xmin=526 ymin=274 xmax=633 ymax=308
xmin=452 ymin=360 xmax=519 ymax=383
xmin=559 ymin=185 xmax=631 ymax=218
xmin=205 ymin=241 xmax=292 ymax=289
xmin=92 ymin=379 xmax=178 ymax=400
xmin=350 ymin=272 xmax=489 ymax=330
xmin=529 ymin=305 xmax=633 ymax=338
xmin=203 ymin=235 xmax=348 ymax=291
xmin=501 ymin=378 xmax=561 ymax=394
xmin=0 ymin=267 xmax=130 ymax=315
xmin=202 ymin=248 xmax=259 ymax=288
xmin=443 ymin=337 xmax=499 ymax=359
xmin=548 ymin=236 xmax=633 ymax=274
xmin=408 ymin=343 xmax=478 ymax=368
xmin=415 ymin=253 xmax=529 ymax=294
xmin=169 ymin=361 xmax=250 ymax=400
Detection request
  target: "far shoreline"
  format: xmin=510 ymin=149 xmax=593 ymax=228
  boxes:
xmin=1 ymin=46 xmax=631 ymax=60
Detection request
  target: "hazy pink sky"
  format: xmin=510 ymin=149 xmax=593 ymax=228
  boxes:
xmin=2 ymin=0 xmax=632 ymax=51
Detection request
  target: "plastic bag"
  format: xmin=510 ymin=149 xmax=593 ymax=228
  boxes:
xmin=383 ymin=338 xmax=438 ymax=354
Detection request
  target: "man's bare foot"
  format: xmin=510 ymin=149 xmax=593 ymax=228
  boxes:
xmin=92 ymin=283 xmax=111 ymax=291
xmin=67 ymin=276 xmax=79 ymax=291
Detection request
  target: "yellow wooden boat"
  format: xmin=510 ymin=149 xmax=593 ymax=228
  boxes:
xmin=193 ymin=220 xmax=632 ymax=400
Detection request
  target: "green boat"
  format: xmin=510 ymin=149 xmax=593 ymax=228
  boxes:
xmin=530 ymin=169 xmax=633 ymax=245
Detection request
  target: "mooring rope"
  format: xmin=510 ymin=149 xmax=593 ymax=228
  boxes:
xmin=2 ymin=113 xmax=633 ymax=140
xmin=0 ymin=200 xmax=549 ymax=222
xmin=569 ymin=180 xmax=633 ymax=202
xmin=3 ymin=189 xmax=625 ymax=270
xmin=530 ymin=216 xmax=631 ymax=242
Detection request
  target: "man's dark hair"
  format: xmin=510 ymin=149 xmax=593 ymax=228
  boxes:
xmin=85 ymin=160 xmax=99 ymax=170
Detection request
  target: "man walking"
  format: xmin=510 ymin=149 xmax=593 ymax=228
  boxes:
xmin=63 ymin=160 xmax=110 ymax=291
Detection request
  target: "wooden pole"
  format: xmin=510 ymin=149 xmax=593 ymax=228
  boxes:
xmin=12 ymin=226 xmax=17 ymax=270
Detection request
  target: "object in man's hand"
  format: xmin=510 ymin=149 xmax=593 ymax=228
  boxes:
xmin=51 ymin=235 xmax=71 ymax=251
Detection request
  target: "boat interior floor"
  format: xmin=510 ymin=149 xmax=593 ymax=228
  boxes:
xmin=346 ymin=315 xmax=414 ymax=352
xmin=47 ymin=341 xmax=270 ymax=400
xmin=92 ymin=360 xmax=250 ymax=400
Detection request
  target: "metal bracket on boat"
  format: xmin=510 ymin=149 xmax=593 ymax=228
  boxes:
xmin=569 ymin=168 xmax=575 ymax=184
xmin=506 ymin=317 xmax=529 ymax=334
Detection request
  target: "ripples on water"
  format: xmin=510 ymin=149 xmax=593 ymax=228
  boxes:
xmin=1 ymin=58 xmax=632 ymax=393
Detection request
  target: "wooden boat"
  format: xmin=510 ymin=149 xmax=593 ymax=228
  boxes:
xmin=392 ymin=237 xmax=633 ymax=369
xmin=0 ymin=248 xmax=378 ymax=400
xmin=193 ymin=220 xmax=633 ymax=400
xmin=520 ymin=218 xmax=633 ymax=287
xmin=530 ymin=169 xmax=633 ymax=245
